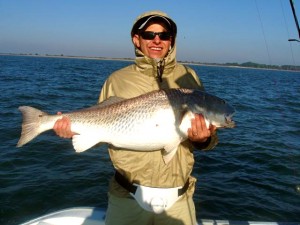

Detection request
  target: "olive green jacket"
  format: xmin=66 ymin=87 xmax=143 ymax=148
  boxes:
xmin=98 ymin=12 xmax=218 ymax=197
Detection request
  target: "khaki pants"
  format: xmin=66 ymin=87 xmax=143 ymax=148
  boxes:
xmin=105 ymin=193 xmax=197 ymax=225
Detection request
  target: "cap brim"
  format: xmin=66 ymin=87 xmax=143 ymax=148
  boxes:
xmin=138 ymin=15 xmax=172 ymax=30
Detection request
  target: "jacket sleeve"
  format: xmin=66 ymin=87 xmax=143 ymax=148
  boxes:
xmin=191 ymin=131 xmax=218 ymax=151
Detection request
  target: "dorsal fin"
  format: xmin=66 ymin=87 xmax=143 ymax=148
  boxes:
xmin=79 ymin=96 xmax=125 ymax=111
xmin=97 ymin=96 xmax=125 ymax=108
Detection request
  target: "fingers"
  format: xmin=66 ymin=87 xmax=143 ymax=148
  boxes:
xmin=53 ymin=116 xmax=74 ymax=138
xmin=188 ymin=114 xmax=211 ymax=142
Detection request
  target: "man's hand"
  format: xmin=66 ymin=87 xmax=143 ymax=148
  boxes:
xmin=188 ymin=114 xmax=216 ymax=143
xmin=53 ymin=112 xmax=76 ymax=138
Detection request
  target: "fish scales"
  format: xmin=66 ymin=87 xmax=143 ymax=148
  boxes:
xmin=17 ymin=88 xmax=235 ymax=164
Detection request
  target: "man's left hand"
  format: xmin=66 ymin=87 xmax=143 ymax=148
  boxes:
xmin=188 ymin=114 xmax=216 ymax=143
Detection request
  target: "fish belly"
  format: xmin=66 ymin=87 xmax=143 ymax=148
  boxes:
xmin=103 ymin=107 xmax=183 ymax=151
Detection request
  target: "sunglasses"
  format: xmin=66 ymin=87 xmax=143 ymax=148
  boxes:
xmin=139 ymin=31 xmax=172 ymax=41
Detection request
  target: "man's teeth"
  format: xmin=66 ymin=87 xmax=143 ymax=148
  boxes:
xmin=151 ymin=47 xmax=162 ymax=50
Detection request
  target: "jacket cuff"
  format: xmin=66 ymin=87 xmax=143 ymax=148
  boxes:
xmin=192 ymin=133 xmax=218 ymax=150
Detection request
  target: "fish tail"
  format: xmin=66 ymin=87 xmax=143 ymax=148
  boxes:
xmin=17 ymin=106 xmax=49 ymax=147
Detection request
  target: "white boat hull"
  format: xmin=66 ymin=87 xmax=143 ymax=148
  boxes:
xmin=20 ymin=207 xmax=105 ymax=225
xmin=20 ymin=207 xmax=299 ymax=225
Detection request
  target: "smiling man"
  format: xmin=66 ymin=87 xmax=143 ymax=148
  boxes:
xmin=54 ymin=10 xmax=218 ymax=225
xmin=132 ymin=17 xmax=173 ymax=59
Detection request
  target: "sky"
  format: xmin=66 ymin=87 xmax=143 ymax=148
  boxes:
xmin=1 ymin=0 xmax=299 ymax=66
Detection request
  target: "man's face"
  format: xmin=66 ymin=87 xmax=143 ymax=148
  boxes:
xmin=133 ymin=23 xmax=172 ymax=59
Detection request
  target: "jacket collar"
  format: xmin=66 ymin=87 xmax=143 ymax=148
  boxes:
xmin=134 ymin=45 xmax=177 ymax=79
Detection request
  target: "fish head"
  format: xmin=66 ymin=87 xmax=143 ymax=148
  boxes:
xmin=191 ymin=90 xmax=236 ymax=128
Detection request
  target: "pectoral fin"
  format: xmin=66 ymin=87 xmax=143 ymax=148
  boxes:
xmin=72 ymin=134 xmax=100 ymax=152
xmin=162 ymin=141 xmax=180 ymax=164
xmin=179 ymin=111 xmax=195 ymax=136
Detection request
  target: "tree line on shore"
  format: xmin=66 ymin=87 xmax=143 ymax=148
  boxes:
xmin=224 ymin=61 xmax=300 ymax=71
xmin=180 ymin=60 xmax=300 ymax=71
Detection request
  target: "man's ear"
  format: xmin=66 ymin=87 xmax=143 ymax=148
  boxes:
xmin=132 ymin=34 xmax=140 ymax=48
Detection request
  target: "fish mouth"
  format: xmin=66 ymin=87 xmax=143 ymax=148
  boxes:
xmin=225 ymin=115 xmax=235 ymax=128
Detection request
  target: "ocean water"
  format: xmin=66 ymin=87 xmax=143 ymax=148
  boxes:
xmin=0 ymin=55 xmax=299 ymax=224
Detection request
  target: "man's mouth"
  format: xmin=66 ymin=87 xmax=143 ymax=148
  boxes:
xmin=150 ymin=47 xmax=162 ymax=51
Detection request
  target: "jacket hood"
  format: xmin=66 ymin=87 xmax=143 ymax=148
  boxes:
xmin=131 ymin=10 xmax=178 ymax=78
xmin=131 ymin=10 xmax=177 ymax=39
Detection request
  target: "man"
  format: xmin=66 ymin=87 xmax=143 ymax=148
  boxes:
xmin=54 ymin=10 xmax=218 ymax=225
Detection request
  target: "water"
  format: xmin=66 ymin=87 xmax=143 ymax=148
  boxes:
xmin=0 ymin=55 xmax=299 ymax=224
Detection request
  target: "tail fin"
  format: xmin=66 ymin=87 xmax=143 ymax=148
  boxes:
xmin=17 ymin=106 xmax=48 ymax=147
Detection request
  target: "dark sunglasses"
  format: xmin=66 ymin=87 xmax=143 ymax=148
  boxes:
xmin=139 ymin=31 xmax=172 ymax=41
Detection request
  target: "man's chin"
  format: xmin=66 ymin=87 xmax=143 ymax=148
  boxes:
xmin=148 ymin=53 xmax=165 ymax=59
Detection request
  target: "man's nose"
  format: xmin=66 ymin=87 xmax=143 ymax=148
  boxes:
xmin=153 ymin=34 xmax=161 ymax=43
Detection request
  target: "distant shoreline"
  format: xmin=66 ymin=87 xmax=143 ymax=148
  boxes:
xmin=1 ymin=53 xmax=299 ymax=72
xmin=0 ymin=53 xmax=134 ymax=62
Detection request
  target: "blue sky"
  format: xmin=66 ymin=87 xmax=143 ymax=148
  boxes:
xmin=1 ymin=0 xmax=299 ymax=66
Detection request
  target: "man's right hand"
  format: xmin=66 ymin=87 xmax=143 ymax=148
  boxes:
xmin=53 ymin=112 xmax=75 ymax=138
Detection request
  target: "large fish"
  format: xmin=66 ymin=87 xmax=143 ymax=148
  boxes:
xmin=17 ymin=88 xmax=235 ymax=163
